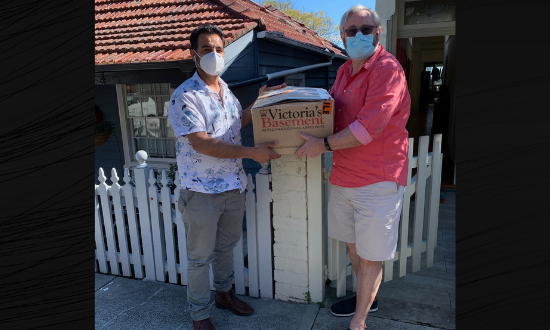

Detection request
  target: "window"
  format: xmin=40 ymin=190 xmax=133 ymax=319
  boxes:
xmin=117 ymin=83 xmax=176 ymax=167
xmin=284 ymin=73 xmax=305 ymax=87
xmin=404 ymin=0 xmax=455 ymax=26
xmin=397 ymin=0 xmax=456 ymax=38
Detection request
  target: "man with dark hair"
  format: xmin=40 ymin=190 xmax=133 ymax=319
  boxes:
xmin=189 ymin=24 xmax=226 ymax=51
xmin=168 ymin=24 xmax=284 ymax=330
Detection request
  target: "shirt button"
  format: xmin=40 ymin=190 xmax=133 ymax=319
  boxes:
xmin=344 ymin=90 xmax=346 ymax=92
xmin=333 ymin=163 xmax=335 ymax=165
xmin=339 ymin=109 xmax=341 ymax=112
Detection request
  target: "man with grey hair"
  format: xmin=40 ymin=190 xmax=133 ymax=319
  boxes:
xmin=294 ymin=5 xmax=410 ymax=330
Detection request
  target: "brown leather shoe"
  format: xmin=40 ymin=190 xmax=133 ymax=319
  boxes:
xmin=215 ymin=289 xmax=254 ymax=316
xmin=192 ymin=318 xmax=215 ymax=330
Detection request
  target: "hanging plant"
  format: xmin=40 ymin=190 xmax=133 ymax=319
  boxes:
xmin=95 ymin=105 xmax=115 ymax=147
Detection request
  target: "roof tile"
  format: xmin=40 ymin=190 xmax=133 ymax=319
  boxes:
xmin=95 ymin=0 xmax=344 ymax=65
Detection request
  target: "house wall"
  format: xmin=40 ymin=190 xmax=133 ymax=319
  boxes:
xmin=443 ymin=35 xmax=455 ymax=161
xmin=257 ymin=39 xmax=344 ymax=90
xmin=222 ymin=39 xmax=262 ymax=176
xmin=95 ymin=85 xmax=125 ymax=184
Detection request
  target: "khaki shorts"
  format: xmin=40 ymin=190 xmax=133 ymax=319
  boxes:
xmin=327 ymin=181 xmax=404 ymax=261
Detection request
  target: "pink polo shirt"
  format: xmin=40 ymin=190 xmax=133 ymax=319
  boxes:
xmin=329 ymin=45 xmax=411 ymax=187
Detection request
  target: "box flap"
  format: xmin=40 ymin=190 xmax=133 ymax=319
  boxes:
xmin=252 ymin=86 xmax=333 ymax=109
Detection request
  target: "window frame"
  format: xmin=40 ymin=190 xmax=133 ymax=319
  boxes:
xmin=396 ymin=0 xmax=456 ymax=39
xmin=116 ymin=84 xmax=177 ymax=170
xmin=284 ymin=73 xmax=305 ymax=87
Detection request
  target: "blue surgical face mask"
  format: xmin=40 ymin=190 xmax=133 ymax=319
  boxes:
xmin=345 ymin=32 xmax=378 ymax=60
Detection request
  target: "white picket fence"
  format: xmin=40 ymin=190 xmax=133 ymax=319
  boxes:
xmin=325 ymin=134 xmax=444 ymax=297
xmin=95 ymin=158 xmax=274 ymax=298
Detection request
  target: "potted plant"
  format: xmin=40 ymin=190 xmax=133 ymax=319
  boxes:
xmin=95 ymin=105 xmax=115 ymax=147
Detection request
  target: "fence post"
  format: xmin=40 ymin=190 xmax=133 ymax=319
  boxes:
xmin=148 ymin=168 xmax=166 ymax=281
xmin=110 ymin=168 xmax=132 ymax=276
xmin=398 ymin=137 xmax=415 ymax=277
xmin=97 ymin=168 xmax=120 ymax=275
xmin=160 ymin=171 xmax=178 ymax=284
xmin=95 ymin=184 xmax=108 ymax=273
xmin=122 ymin=168 xmax=144 ymax=278
xmin=245 ymin=173 xmax=259 ymax=297
xmin=256 ymin=161 xmax=273 ymax=299
xmin=426 ymin=134 xmax=443 ymax=267
xmin=133 ymin=151 xmax=156 ymax=281
xmin=307 ymin=155 xmax=325 ymax=303
xmin=412 ymin=136 xmax=429 ymax=273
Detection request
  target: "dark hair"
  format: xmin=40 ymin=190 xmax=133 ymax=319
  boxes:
xmin=189 ymin=24 xmax=225 ymax=51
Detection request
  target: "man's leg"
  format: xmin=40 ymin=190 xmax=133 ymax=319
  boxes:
xmin=329 ymin=185 xmax=378 ymax=318
xmin=179 ymin=190 xmax=223 ymax=322
xmin=347 ymin=181 xmax=404 ymax=329
xmin=212 ymin=189 xmax=245 ymax=292
xmin=346 ymin=243 xmax=382 ymax=330
xmin=346 ymin=243 xmax=378 ymax=305
xmin=346 ymin=243 xmax=360 ymax=275
xmin=211 ymin=190 xmax=254 ymax=315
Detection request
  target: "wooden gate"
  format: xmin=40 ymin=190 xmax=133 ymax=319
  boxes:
xmin=95 ymin=154 xmax=275 ymax=298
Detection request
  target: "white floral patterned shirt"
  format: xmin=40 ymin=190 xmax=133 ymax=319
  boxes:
xmin=167 ymin=72 xmax=247 ymax=194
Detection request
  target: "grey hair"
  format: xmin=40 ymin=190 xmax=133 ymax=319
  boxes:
xmin=339 ymin=5 xmax=381 ymax=36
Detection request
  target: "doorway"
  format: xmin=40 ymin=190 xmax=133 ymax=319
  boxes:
xmin=397 ymin=35 xmax=455 ymax=187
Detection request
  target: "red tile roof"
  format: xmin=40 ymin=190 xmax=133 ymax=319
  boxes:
xmin=95 ymin=0 xmax=345 ymax=65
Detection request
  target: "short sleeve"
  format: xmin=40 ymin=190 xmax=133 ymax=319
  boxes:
xmin=168 ymin=90 xmax=207 ymax=137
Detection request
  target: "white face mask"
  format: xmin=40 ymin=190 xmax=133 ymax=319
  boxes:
xmin=194 ymin=51 xmax=225 ymax=76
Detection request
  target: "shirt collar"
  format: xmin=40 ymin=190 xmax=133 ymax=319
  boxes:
xmin=343 ymin=44 xmax=385 ymax=75
xmin=191 ymin=71 xmax=228 ymax=93
xmin=362 ymin=44 xmax=384 ymax=70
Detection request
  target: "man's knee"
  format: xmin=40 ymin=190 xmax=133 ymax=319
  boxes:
xmin=359 ymin=257 xmax=382 ymax=269
xmin=346 ymin=242 xmax=357 ymax=255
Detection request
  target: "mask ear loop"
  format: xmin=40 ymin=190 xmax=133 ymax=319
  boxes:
xmin=194 ymin=53 xmax=204 ymax=72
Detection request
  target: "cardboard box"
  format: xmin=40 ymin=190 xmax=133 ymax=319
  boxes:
xmin=251 ymin=87 xmax=334 ymax=155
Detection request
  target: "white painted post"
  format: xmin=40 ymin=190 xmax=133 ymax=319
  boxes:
xmin=110 ymin=168 xmax=131 ymax=276
xmin=327 ymin=238 xmax=334 ymax=281
xmin=160 ymin=171 xmax=178 ymax=284
xmin=173 ymin=173 xmax=188 ymax=285
xmin=399 ymin=138 xmax=415 ymax=277
xmin=233 ymin=231 xmax=246 ymax=295
xmin=325 ymin=173 xmax=338 ymax=282
xmin=412 ymin=136 xmax=429 ymax=273
xmin=307 ymin=155 xmax=325 ymax=303
xmin=256 ymin=162 xmax=273 ymax=299
xmin=148 ymin=169 xmax=166 ymax=281
xmin=423 ymin=156 xmax=432 ymax=241
xmin=133 ymin=151 xmax=156 ymax=281
xmin=336 ymin=240 xmax=347 ymax=298
xmin=323 ymin=170 xmax=336 ymax=282
xmin=426 ymin=134 xmax=443 ymax=267
xmin=122 ymin=168 xmax=143 ymax=278
xmin=383 ymin=255 xmax=394 ymax=282
xmin=97 ymin=168 xmax=119 ymax=275
xmin=245 ymin=173 xmax=259 ymax=297
xmin=95 ymin=185 xmax=108 ymax=273
xmin=209 ymin=266 xmax=215 ymax=291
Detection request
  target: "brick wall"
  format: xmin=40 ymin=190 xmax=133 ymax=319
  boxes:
xmin=270 ymin=155 xmax=309 ymax=302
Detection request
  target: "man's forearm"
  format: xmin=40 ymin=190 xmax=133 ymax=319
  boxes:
xmin=241 ymin=104 xmax=253 ymax=129
xmin=327 ymin=127 xmax=363 ymax=150
xmin=193 ymin=136 xmax=252 ymax=159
